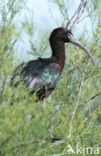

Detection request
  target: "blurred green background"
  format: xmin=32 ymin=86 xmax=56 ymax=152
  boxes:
xmin=0 ymin=0 xmax=101 ymax=155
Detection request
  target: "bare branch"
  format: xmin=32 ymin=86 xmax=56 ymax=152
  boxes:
xmin=65 ymin=0 xmax=90 ymax=31
xmin=68 ymin=72 xmax=85 ymax=138
xmin=77 ymin=9 xmax=95 ymax=23
xmin=66 ymin=0 xmax=83 ymax=28
xmin=70 ymin=1 xmax=87 ymax=31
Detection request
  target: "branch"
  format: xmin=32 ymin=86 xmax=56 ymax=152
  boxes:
xmin=68 ymin=72 xmax=85 ymax=138
xmin=66 ymin=0 xmax=90 ymax=31
xmin=70 ymin=1 xmax=87 ymax=31
xmin=85 ymin=91 xmax=101 ymax=104
xmin=85 ymin=105 xmax=101 ymax=121
xmin=66 ymin=0 xmax=83 ymax=28
xmin=78 ymin=9 xmax=95 ymax=23
xmin=29 ymin=39 xmax=41 ymax=57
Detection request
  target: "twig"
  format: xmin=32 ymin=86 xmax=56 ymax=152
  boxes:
xmin=78 ymin=10 xmax=95 ymax=23
xmin=72 ymin=73 xmax=85 ymax=121
xmin=29 ymin=39 xmax=41 ymax=57
xmin=68 ymin=72 xmax=85 ymax=138
xmin=65 ymin=0 xmax=95 ymax=32
xmin=85 ymin=105 xmax=101 ymax=121
xmin=84 ymin=91 xmax=101 ymax=104
xmin=70 ymin=1 xmax=87 ymax=31
xmin=66 ymin=0 xmax=83 ymax=28
xmin=66 ymin=0 xmax=88 ymax=31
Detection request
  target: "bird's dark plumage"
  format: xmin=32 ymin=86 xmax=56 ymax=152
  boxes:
xmin=10 ymin=27 xmax=94 ymax=100
xmin=11 ymin=58 xmax=61 ymax=99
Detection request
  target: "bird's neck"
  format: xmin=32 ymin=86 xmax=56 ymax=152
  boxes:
xmin=50 ymin=40 xmax=65 ymax=71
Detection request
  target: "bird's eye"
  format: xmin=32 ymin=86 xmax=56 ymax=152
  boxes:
xmin=67 ymin=33 xmax=72 ymax=39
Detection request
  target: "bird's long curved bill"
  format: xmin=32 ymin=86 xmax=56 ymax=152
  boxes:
xmin=70 ymin=38 xmax=95 ymax=65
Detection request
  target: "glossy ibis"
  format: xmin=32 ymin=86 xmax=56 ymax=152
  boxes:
xmin=10 ymin=27 xmax=94 ymax=100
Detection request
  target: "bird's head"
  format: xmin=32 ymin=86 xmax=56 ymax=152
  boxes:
xmin=50 ymin=27 xmax=95 ymax=65
xmin=49 ymin=27 xmax=72 ymax=43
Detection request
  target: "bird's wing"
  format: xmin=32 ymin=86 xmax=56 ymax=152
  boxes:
xmin=10 ymin=60 xmax=42 ymax=87
xmin=10 ymin=63 xmax=25 ymax=87
xmin=23 ymin=62 xmax=61 ymax=93
xmin=28 ymin=65 xmax=60 ymax=91
xmin=10 ymin=60 xmax=60 ymax=93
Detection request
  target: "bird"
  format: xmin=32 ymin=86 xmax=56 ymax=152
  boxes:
xmin=10 ymin=27 xmax=94 ymax=100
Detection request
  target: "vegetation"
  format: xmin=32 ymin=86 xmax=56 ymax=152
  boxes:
xmin=0 ymin=0 xmax=101 ymax=155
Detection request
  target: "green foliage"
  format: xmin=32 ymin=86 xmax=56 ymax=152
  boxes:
xmin=0 ymin=0 xmax=101 ymax=156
